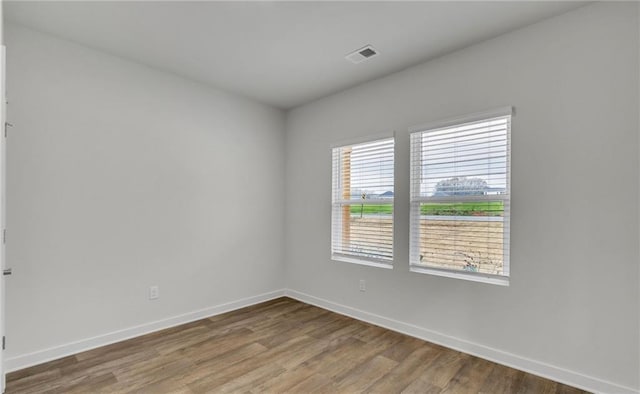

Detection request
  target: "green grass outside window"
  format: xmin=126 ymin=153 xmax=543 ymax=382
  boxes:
xmin=349 ymin=201 xmax=504 ymax=216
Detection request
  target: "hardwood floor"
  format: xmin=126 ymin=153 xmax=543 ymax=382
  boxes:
xmin=6 ymin=297 xmax=588 ymax=393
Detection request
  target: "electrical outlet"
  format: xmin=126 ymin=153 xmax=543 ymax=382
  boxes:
xmin=149 ymin=286 xmax=159 ymax=300
xmin=359 ymin=279 xmax=366 ymax=292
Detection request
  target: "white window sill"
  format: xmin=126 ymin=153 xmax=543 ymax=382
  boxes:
xmin=410 ymin=265 xmax=509 ymax=286
xmin=332 ymin=255 xmax=393 ymax=270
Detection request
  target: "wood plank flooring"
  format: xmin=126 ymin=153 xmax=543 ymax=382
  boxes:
xmin=6 ymin=297 xmax=588 ymax=393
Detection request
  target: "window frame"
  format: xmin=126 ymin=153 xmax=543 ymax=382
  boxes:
xmin=330 ymin=134 xmax=395 ymax=269
xmin=408 ymin=107 xmax=512 ymax=285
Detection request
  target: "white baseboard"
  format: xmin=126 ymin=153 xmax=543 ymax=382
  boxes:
xmin=6 ymin=288 xmax=637 ymax=394
xmin=285 ymin=289 xmax=638 ymax=394
xmin=5 ymin=289 xmax=286 ymax=373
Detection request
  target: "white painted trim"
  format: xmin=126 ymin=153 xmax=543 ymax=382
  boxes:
xmin=331 ymin=254 xmax=393 ymax=269
xmin=6 ymin=287 xmax=638 ymax=394
xmin=408 ymin=106 xmax=513 ymax=134
xmin=285 ymin=289 xmax=639 ymax=394
xmin=0 ymin=44 xmax=6 ymax=394
xmin=329 ymin=132 xmax=394 ymax=149
xmin=409 ymin=265 xmax=509 ymax=286
xmin=5 ymin=289 xmax=286 ymax=373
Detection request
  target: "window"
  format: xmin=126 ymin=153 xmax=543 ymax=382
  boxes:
xmin=409 ymin=108 xmax=511 ymax=284
xmin=332 ymin=137 xmax=394 ymax=267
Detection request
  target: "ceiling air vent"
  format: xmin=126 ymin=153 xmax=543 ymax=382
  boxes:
xmin=345 ymin=45 xmax=379 ymax=64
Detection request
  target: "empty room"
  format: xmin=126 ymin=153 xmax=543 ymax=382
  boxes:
xmin=0 ymin=1 xmax=637 ymax=393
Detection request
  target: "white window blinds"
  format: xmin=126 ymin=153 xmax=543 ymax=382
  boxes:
xmin=410 ymin=110 xmax=511 ymax=278
xmin=332 ymin=137 xmax=394 ymax=265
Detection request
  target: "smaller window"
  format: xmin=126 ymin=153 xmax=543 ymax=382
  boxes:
xmin=409 ymin=108 xmax=511 ymax=284
xmin=331 ymin=137 xmax=395 ymax=267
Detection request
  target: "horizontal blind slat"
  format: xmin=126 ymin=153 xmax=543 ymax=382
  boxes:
xmin=332 ymin=137 xmax=395 ymax=264
xmin=410 ymin=113 xmax=510 ymax=278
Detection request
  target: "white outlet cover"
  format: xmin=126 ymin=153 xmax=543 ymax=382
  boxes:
xmin=149 ymin=286 xmax=159 ymax=300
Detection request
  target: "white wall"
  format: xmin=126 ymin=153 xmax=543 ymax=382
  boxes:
xmin=0 ymin=1 xmax=5 ymax=391
xmin=3 ymin=2 xmax=639 ymax=393
xmin=5 ymin=24 xmax=285 ymax=363
xmin=285 ymin=3 xmax=639 ymax=392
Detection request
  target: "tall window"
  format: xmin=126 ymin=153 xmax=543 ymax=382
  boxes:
xmin=332 ymin=137 xmax=395 ymax=267
xmin=409 ymin=109 xmax=511 ymax=284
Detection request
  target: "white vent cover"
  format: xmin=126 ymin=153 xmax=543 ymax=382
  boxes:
xmin=345 ymin=45 xmax=379 ymax=64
